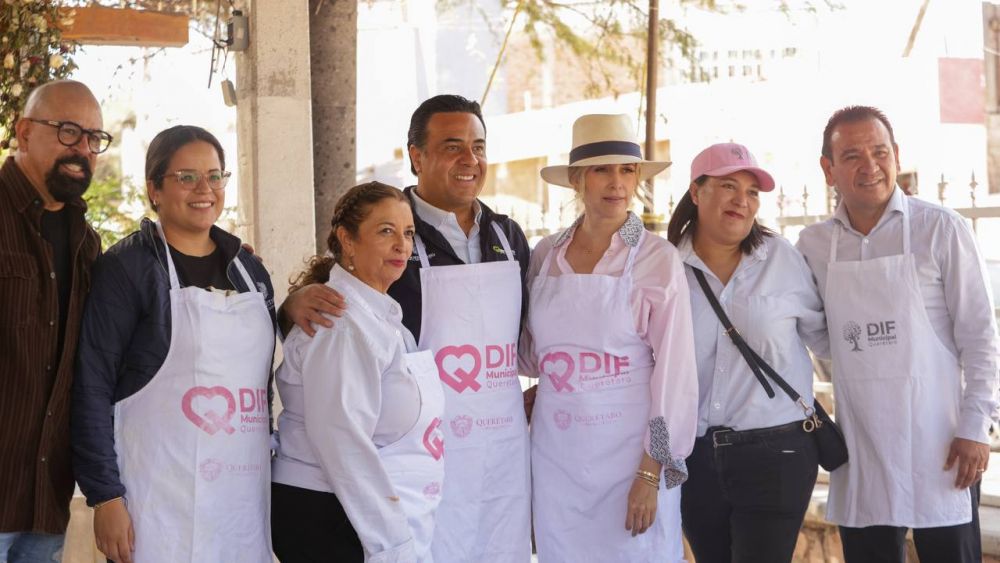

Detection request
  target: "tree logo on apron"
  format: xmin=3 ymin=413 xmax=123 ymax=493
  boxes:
xmin=843 ymin=321 xmax=863 ymax=351
xmin=181 ymin=386 xmax=237 ymax=435
xmin=422 ymin=417 xmax=445 ymax=460
xmin=435 ymin=345 xmax=483 ymax=392
xmin=843 ymin=320 xmax=900 ymax=351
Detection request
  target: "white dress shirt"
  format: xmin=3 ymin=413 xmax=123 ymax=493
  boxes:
xmin=273 ymin=264 xmax=421 ymax=559
xmin=678 ymin=234 xmax=829 ymax=436
xmin=411 ymin=188 xmax=483 ymax=264
xmin=796 ymin=187 xmax=1000 ymax=443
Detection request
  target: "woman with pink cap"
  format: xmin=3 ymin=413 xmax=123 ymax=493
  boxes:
xmin=522 ymin=114 xmax=698 ymax=562
xmin=666 ymin=143 xmax=829 ymax=562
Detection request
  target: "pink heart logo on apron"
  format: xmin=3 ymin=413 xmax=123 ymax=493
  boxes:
xmin=422 ymin=417 xmax=445 ymax=460
xmin=540 ymin=351 xmax=575 ymax=392
xmin=181 ymin=386 xmax=237 ymax=435
xmin=434 ymin=345 xmax=483 ymax=392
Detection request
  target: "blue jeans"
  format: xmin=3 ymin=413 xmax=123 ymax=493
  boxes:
xmin=0 ymin=532 xmax=65 ymax=563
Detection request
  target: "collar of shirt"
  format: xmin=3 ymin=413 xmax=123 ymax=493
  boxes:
xmin=832 ymin=185 xmax=906 ymax=237
xmin=410 ymin=188 xmax=482 ymax=234
xmin=328 ymin=263 xmax=403 ymax=325
xmin=553 ymin=211 xmax=644 ymax=249
xmin=675 ymin=232 xmax=768 ymax=283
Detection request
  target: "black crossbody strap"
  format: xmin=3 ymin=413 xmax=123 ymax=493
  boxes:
xmin=693 ymin=269 xmax=804 ymax=403
xmin=693 ymin=269 xmax=776 ymax=399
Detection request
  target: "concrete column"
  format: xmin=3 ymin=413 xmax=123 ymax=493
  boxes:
xmin=310 ymin=0 xmax=357 ymax=252
xmin=235 ymin=0 xmax=316 ymax=306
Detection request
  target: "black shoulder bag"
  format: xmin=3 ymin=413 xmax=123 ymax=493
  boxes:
xmin=693 ymin=269 xmax=848 ymax=471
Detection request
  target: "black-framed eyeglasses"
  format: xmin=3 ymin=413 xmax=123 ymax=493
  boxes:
xmin=27 ymin=119 xmax=114 ymax=154
xmin=160 ymin=169 xmax=232 ymax=191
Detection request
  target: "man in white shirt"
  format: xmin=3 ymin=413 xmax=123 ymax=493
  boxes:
xmin=797 ymin=105 xmax=1000 ymax=563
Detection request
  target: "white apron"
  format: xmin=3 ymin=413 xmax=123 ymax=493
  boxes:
xmin=378 ymin=348 xmax=446 ymax=563
xmin=825 ymin=196 xmax=969 ymax=528
xmin=528 ymin=230 xmax=685 ymax=563
xmin=113 ymin=223 xmax=274 ymax=562
xmin=417 ymin=222 xmax=531 ymax=563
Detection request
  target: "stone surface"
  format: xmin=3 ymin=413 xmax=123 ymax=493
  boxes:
xmin=234 ymin=0 xmax=317 ymax=310
xmin=309 ymin=0 xmax=357 ymax=252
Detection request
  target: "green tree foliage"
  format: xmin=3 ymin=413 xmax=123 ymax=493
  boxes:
xmin=84 ymin=168 xmax=145 ymax=250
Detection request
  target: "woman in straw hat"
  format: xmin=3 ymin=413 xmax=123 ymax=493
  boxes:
xmin=521 ymin=114 xmax=698 ymax=562
xmin=667 ymin=143 xmax=827 ymax=562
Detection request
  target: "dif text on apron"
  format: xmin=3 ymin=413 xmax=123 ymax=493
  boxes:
xmin=528 ymin=229 xmax=685 ymax=563
xmin=113 ymin=222 xmax=274 ymax=562
xmin=415 ymin=222 xmax=531 ymax=563
xmin=824 ymin=196 xmax=970 ymax=528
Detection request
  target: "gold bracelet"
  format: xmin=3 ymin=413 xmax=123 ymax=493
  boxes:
xmin=635 ymin=474 xmax=660 ymax=489
xmin=636 ymin=470 xmax=660 ymax=482
xmin=93 ymin=496 xmax=123 ymax=511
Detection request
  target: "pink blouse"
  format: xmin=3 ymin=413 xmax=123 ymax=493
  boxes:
xmin=520 ymin=213 xmax=699 ymax=481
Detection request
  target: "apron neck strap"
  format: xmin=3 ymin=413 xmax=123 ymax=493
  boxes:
xmin=829 ymin=195 xmax=911 ymax=262
xmin=413 ymin=234 xmax=431 ymax=268
xmin=490 ymin=222 xmax=516 ymax=262
xmin=232 ymin=257 xmax=258 ymax=292
xmin=155 ymin=221 xmax=182 ymax=290
xmin=413 ymin=220 xmax=512 ymax=269
xmin=622 ymin=230 xmax=645 ymax=275
xmin=900 ymin=194 xmax=911 ymax=254
xmin=536 ymin=225 xmax=645 ymax=284
xmin=155 ymin=221 xmax=256 ymax=292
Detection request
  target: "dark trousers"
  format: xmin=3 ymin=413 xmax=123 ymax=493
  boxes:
xmin=681 ymin=425 xmax=819 ymax=563
xmin=271 ymin=482 xmax=364 ymax=563
xmin=839 ymin=482 xmax=982 ymax=563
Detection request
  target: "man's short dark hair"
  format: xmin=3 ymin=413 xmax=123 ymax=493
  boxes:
xmin=821 ymin=105 xmax=897 ymax=161
xmin=406 ymin=94 xmax=486 ymax=175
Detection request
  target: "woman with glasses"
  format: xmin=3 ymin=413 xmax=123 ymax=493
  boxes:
xmin=71 ymin=125 xmax=277 ymax=563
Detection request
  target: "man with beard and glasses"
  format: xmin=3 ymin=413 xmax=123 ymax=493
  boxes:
xmin=0 ymin=80 xmax=105 ymax=562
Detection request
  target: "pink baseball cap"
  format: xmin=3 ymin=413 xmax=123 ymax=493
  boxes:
xmin=690 ymin=143 xmax=775 ymax=191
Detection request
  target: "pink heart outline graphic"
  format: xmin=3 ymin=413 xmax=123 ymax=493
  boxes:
xmin=540 ymin=351 xmax=575 ymax=392
xmin=181 ymin=386 xmax=237 ymax=435
xmin=422 ymin=417 xmax=445 ymax=460
xmin=435 ymin=345 xmax=482 ymax=393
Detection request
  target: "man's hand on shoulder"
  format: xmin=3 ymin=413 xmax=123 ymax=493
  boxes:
xmin=279 ymin=283 xmax=346 ymax=337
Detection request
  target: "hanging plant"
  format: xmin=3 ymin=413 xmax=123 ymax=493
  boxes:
xmin=0 ymin=1 xmax=78 ymax=151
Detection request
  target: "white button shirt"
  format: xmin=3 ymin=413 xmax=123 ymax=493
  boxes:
xmin=411 ymin=189 xmax=483 ymax=264
xmin=678 ymin=234 xmax=829 ymax=436
xmin=273 ymin=264 xmax=421 ymax=560
xmin=796 ymin=187 xmax=1000 ymax=443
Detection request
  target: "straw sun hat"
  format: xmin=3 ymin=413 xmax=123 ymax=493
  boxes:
xmin=539 ymin=113 xmax=671 ymax=188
